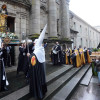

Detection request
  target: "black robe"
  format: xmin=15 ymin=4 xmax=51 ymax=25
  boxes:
xmin=52 ymin=44 xmax=62 ymax=65
xmin=84 ymin=50 xmax=88 ymax=63
xmin=17 ymin=46 xmax=29 ymax=76
xmin=1 ymin=47 xmax=7 ymax=66
xmin=29 ymin=53 xmax=47 ymax=99
xmin=29 ymin=43 xmax=34 ymax=54
xmin=0 ymin=49 xmax=8 ymax=91
xmin=61 ymin=50 xmax=66 ymax=64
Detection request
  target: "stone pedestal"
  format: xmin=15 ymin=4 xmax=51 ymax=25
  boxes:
xmin=48 ymin=0 xmax=57 ymax=37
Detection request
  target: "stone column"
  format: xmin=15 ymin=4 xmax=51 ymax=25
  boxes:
xmin=30 ymin=0 xmax=40 ymax=34
xmin=60 ymin=0 xmax=70 ymax=38
xmin=48 ymin=0 xmax=57 ymax=37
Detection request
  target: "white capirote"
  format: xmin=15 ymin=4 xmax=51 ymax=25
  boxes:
xmin=33 ymin=24 xmax=47 ymax=63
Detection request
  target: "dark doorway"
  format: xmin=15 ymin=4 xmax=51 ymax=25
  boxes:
xmin=7 ymin=16 xmax=15 ymax=33
xmin=7 ymin=16 xmax=15 ymax=66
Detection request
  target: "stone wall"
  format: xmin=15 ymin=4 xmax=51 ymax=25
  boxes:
xmin=69 ymin=11 xmax=100 ymax=49
xmin=0 ymin=0 xmax=100 ymax=65
xmin=0 ymin=1 xmax=30 ymax=65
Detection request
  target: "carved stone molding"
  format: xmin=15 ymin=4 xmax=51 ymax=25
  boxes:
xmin=40 ymin=0 xmax=47 ymax=3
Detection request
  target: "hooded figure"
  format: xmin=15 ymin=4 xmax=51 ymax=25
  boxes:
xmin=0 ymin=38 xmax=9 ymax=91
xmin=29 ymin=24 xmax=47 ymax=99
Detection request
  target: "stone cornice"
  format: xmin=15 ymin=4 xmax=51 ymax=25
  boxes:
xmin=40 ymin=0 xmax=47 ymax=3
xmin=10 ymin=0 xmax=31 ymax=8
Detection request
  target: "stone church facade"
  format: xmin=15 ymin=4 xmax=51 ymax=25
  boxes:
xmin=0 ymin=0 xmax=100 ymax=62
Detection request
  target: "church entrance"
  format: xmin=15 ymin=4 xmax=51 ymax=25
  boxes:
xmin=7 ymin=16 xmax=15 ymax=33
xmin=6 ymin=16 xmax=15 ymax=66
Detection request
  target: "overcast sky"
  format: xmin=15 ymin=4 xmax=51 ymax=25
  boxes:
xmin=69 ymin=0 xmax=100 ymax=26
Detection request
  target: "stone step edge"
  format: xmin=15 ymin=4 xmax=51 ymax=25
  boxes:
xmin=46 ymin=65 xmax=73 ymax=85
xmin=43 ymin=65 xmax=84 ymax=100
xmin=80 ymin=67 xmax=92 ymax=86
xmin=0 ymin=86 xmax=29 ymax=100
xmin=51 ymin=64 xmax=90 ymax=100
xmin=0 ymin=65 xmax=72 ymax=100
xmin=18 ymin=65 xmax=83 ymax=100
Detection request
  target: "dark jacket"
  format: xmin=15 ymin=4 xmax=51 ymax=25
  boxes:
xmin=96 ymin=61 xmax=100 ymax=72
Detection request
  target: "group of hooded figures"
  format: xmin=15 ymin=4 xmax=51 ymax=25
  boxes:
xmin=51 ymin=44 xmax=91 ymax=67
xmin=0 ymin=25 xmax=47 ymax=100
xmin=0 ymin=24 xmax=91 ymax=100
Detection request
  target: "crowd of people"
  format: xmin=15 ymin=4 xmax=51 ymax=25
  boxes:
xmin=50 ymin=43 xmax=91 ymax=67
xmin=0 ymin=41 xmax=92 ymax=99
xmin=0 ymin=40 xmax=93 ymax=99
xmin=0 ymin=25 xmax=47 ymax=100
xmin=0 ymin=24 xmax=100 ymax=99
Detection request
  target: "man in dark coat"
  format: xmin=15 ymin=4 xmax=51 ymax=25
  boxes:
xmin=52 ymin=42 xmax=62 ymax=65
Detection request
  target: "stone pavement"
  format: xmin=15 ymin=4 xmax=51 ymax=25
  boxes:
xmin=69 ymin=76 xmax=100 ymax=100
xmin=0 ymin=61 xmax=67 ymax=99
xmin=1 ymin=62 xmax=100 ymax=100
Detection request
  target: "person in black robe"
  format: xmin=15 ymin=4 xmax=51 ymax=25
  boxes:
xmin=17 ymin=42 xmax=29 ymax=77
xmin=84 ymin=46 xmax=88 ymax=63
xmin=71 ymin=46 xmax=76 ymax=67
xmin=27 ymin=25 xmax=47 ymax=99
xmin=1 ymin=43 xmax=7 ymax=66
xmin=29 ymin=42 xmax=35 ymax=54
xmin=61 ymin=50 xmax=66 ymax=64
xmin=6 ymin=46 xmax=11 ymax=67
xmin=0 ymin=42 xmax=9 ymax=91
xmin=52 ymin=42 xmax=62 ymax=65
xmin=17 ymin=43 xmax=24 ymax=75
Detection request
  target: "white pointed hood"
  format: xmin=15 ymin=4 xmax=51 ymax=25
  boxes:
xmin=33 ymin=24 xmax=47 ymax=63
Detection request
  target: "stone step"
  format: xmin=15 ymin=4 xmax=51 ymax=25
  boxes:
xmin=80 ymin=67 xmax=92 ymax=86
xmin=28 ymin=66 xmax=83 ymax=100
xmin=6 ymin=66 xmax=17 ymax=73
xmin=0 ymin=65 xmax=73 ymax=100
xmin=51 ymin=64 xmax=90 ymax=100
xmin=42 ymin=66 xmax=83 ymax=100
xmin=46 ymin=65 xmax=73 ymax=85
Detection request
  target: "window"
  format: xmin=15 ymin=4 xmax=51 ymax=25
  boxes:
xmin=74 ymin=22 xmax=76 ymax=30
xmin=80 ymin=25 xmax=82 ymax=33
